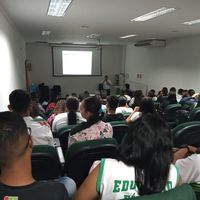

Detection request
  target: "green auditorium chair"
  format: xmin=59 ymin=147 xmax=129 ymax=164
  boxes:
xmin=121 ymin=184 xmax=196 ymax=200
xmin=55 ymin=124 xmax=76 ymax=156
xmin=191 ymin=183 xmax=200 ymax=200
xmin=109 ymin=121 xmax=130 ymax=144
xmin=190 ymin=108 xmax=200 ymax=121
xmin=64 ymin=138 xmax=118 ymax=188
xmin=32 ymin=145 xmax=62 ymax=180
xmin=164 ymin=103 xmax=183 ymax=128
xmin=172 ymin=121 xmax=200 ymax=147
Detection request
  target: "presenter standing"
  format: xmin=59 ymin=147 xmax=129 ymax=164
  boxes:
xmin=101 ymin=75 xmax=112 ymax=96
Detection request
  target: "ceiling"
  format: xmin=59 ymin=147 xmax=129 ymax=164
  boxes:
xmin=0 ymin=0 xmax=200 ymax=44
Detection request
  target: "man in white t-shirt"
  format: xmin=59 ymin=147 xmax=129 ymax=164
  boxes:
xmin=101 ymin=75 xmax=112 ymax=96
xmin=8 ymin=89 xmax=54 ymax=146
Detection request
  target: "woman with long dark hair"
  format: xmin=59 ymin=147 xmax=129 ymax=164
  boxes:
xmin=52 ymin=96 xmax=85 ymax=132
xmin=68 ymin=96 xmax=113 ymax=146
xmin=74 ymin=114 xmax=181 ymax=200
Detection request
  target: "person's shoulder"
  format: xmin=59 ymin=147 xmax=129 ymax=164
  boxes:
xmin=54 ymin=112 xmax=67 ymax=121
xmin=36 ymin=181 xmax=68 ymax=198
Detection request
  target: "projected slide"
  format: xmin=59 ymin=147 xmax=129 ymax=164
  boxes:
xmin=62 ymin=51 xmax=92 ymax=75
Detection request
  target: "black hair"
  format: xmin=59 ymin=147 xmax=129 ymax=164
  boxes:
xmin=168 ymin=92 xmax=177 ymax=104
xmin=188 ymin=89 xmax=195 ymax=97
xmin=169 ymin=87 xmax=176 ymax=93
xmin=178 ymin=88 xmax=183 ymax=95
xmin=162 ymin=87 xmax=168 ymax=96
xmin=70 ymin=96 xmax=102 ymax=135
xmin=139 ymin=98 xmax=155 ymax=114
xmin=117 ymin=114 xmax=172 ymax=195
xmin=9 ymin=89 xmax=31 ymax=114
xmin=107 ymin=95 xmax=119 ymax=111
xmin=118 ymin=96 xmax=127 ymax=106
xmin=83 ymin=96 xmax=102 ymax=120
xmin=0 ymin=111 xmax=28 ymax=167
xmin=66 ymin=96 xmax=79 ymax=125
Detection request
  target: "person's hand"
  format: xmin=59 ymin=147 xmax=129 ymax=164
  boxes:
xmin=133 ymin=106 xmax=140 ymax=112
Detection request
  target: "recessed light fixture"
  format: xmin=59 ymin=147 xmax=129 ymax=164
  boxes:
xmin=182 ymin=19 xmax=200 ymax=25
xmin=120 ymin=34 xmax=137 ymax=39
xmin=131 ymin=7 xmax=176 ymax=22
xmin=47 ymin=0 xmax=73 ymax=17
xmin=41 ymin=30 xmax=51 ymax=36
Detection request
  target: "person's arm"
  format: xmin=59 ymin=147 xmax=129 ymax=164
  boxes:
xmin=74 ymin=165 xmax=100 ymax=200
xmin=173 ymin=145 xmax=197 ymax=163
xmin=126 ymin=107 xmax=140 ymax=123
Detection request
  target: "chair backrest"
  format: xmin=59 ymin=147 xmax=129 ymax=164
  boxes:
xmin=57 ymin=124 xmax=76 ymax=156
xmin=190 ymin=108 xmax=200 ymax=121
xmin=122 ymin=184 xmax=196 ymax=200
xmin=191 ymin=183 xmax=200 ymax=200
xmin=109 ymin=121 xmax=130 ymax=144
xmin=172 ymin=121 xmax=200 ymax=147
xmin=164 ymin=104 xmax=182 ymax=121
xmin=32 ymin=145 xmax=61 ymax=180
xmin=64 ymin=138 xmax=118 ymax=187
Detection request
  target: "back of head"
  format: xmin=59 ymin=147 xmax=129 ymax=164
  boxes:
xmin=162 ymin=87 xmax=168 ymax=96
xmin=118 ymin=96 xmax=127 ymax=106
xmin=107 ymin=95 xmax=119 ymax=111
xmin=188 ymin=89 xmax=195 ymax=97
xmin=117 ymin=113 xmax=172 ymax=195
xmin=0 ymin=111 xmax=29 ymax=168
xmin=9 ymin=89 xmax=31 ymax=114
xmin=83 ymin=96 xmax=101 ymax=119
xmin=169 ymin=87 xmax=176 ymax=93
xmin=66 ymin=96 xmax=79 ymax=125
xmin=139 ymin=98 xmax=155 ymax=114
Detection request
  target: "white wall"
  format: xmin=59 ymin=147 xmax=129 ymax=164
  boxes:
xmin=26 ymin=43 xmax=123 ymax=96
xmin=0 ymin=6 xmax=26 ymax=111
xmin=125 ymin=36 xmax=200 ymax=94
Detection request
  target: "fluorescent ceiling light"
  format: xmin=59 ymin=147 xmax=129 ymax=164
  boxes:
xmin=41 ymin=30 xmax=51 ymax=36
xmin=120 ymin=34 xmax=137 ymax=39
xmin=131 ymin=7 xmax=176 ymax=22
xmin=182 ymin=19 xmax=200 ymax=25
xmin=47 ymin=0 xmax=72 ymax=17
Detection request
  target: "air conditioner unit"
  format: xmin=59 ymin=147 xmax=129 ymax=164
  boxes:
xmin=134 ymin=39 xmax=166 ymax=47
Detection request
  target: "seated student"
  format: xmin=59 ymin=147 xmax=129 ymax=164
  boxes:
xmin=0 ymin=111 xmax=69 ymax=200
xmin=103 ymin=95 xmax=124 ymax=122
xmin=8 ymin=89 xmax=54 ymax=146
xmin=47 ymin=99 xmax=67 ymax=126
xmin=174 ymin=146 xmax=200 ymax=184
xmin=74 ymin=114 xmax=181 ymax=200
xmin=68 ymin=96 xmax=113 ymax=146
xmin=52 ymin=96 xmax=85 ymax=133
xmin=115 ymin=96 xmax=133 ymax=114
xmin=126 ymin=98 xmax=155 ymax=123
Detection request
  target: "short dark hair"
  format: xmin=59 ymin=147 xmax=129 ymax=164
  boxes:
xmin=0 ymin=111 xmax=29 ymax=167
xmin=139 ymin=98 xmax=155 ymax=114
xmin=117 ymin=114 xmax=172 ymax=195
xmin=107 ymin=95 xmax=119 ymax=110
xmin=118 ymin=96 xmax=127 ymax=106
xmin=9 ymin=89 xmax=31 ymax=114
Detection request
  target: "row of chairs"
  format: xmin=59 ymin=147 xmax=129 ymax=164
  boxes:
xmin=55 ymin=121 xmax=130 ymax=156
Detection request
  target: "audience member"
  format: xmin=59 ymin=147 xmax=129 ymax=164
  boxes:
xmin=8 ymin=89 xmax=54 ymax=146
xmin=116 ymin=96 xmax=133 ymax=114
xmin=75 ymin=114 xmax=180 ymax=199
xmin=0 ymin=111 xmax=69 ymax=200
xmin=126 ymin=98 xmax=155 ymax=123
xmin=69 ymin=96 xmax=113 ymax=146
xmin=47 ymin=99 xmax=67 ymax=126
xmin=103 ymin=95 xmax=124 ymax=122
xmin=52 ymin=96 xmax=85 ymax=133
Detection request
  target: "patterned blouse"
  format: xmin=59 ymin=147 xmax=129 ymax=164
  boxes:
xmin=68 ymin=120 xmax=113 ymax=146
